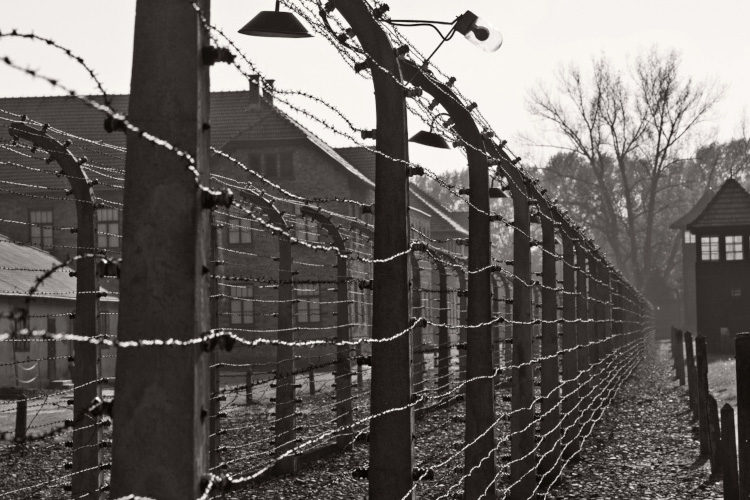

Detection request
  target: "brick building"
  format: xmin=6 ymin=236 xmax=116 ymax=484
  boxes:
xmin=0 ymin=81 xmax=469 ymax=369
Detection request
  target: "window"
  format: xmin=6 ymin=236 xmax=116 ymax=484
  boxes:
xmin=229 ymin=285 xmax=254 ymax=325
xmin=227 ymin=216 xmax=253 ymax=245
xmin=247 ymin=152 xmax=294 ymax=180
xmin=296 ymin=284 xmax=321 ymax=323
xmin=11 ymin=307 xmax=29 ymax=352
xmin=98 ymin=312 xmax=118 ymax=349
xmin=726 ymin=235 xmax=743 ymax=261
xmin=700 ymin=236 xmax=719 ymax=261
xmin=97 ymin=208 xmax=121 ymax=249
xmin=30 ymin=210 xmax=53 ymax=248
xmin=684 ymin=231 xmax=696 ymax=244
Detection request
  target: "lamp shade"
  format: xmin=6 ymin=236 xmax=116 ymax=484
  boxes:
xmin=409 ymin=130 xmax=451 ymax=149
xmin=238 ymin=11 xmax=313 ymax=38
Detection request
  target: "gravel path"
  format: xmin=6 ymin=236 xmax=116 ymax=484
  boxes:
xmin=549 ymin=340 xmax=723 ymax=499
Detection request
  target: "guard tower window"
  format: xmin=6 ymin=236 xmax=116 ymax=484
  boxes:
xmin=684 ymin=231 xmax=696 ymax=244
xmin=700 ymin=236 xmax=719 ymax=261
xmin=725 ymin=235 xmax=743 ymax=261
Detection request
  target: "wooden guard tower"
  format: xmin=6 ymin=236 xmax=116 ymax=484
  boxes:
xmin=687 ymin=178 xmax=750 ymax=353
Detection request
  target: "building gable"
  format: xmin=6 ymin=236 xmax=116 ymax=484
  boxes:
xmin=687 ymin=178 xmax=750 ymax=232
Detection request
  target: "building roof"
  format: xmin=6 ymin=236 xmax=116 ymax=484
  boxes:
xmin=670 ymin=190 xmax=715 ymax=229
xmin=335 ymin=146 xmax=468 ymax=237
xmin=0 ymin=90 xmax=372 ymax=191
xmin=0 ymin=234 xmax=113 ymax=301
xmin=687 ymin=178 xmax=750 ymax=231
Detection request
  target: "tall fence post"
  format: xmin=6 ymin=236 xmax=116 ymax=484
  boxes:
xmin=435 ymin=259 xmax=450 ymax=395
xmin=675 ymin=329 xmax=685 ymax=385
xmin=9 ymin=121 xmax=103 ymax=497
xmin=208 ymin=217 xmax=224 ymax=470
xmin=410 ymin=252 xmax=425 ymax=414
xmin=538 ymin=195 xmax=560 ymax=485
xmin=575 ymin=243 xmax=589 ymax=453
xmin=696 ymin=334 xmax=711 ymax=456
xmin=335 ymin=3 xmax=413 ymax=497
xmin=721 ymin=403 xmax=739 ymax=500
xmin=402 ymin=59 xmax=496 ymax=498
xmin=499 ymin=155 xmax=535 ymax=500
xmin=300 ymin=206 xmax=353 ymax=450
xmin=110 ymin=1 xmax=212 ymax=497
xmin=242 ymin=191 xmax=296 ymax=474
xmin=684 ymin=331 xmax=698 ymax=419
xmin=736 ymin=332 xmax=750 ymax=498
xmin=559 ymin=224 xmax=579 ymax=459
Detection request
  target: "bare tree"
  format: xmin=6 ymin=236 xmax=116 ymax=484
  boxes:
xmin=527 ymin=47 xmax=722 ymax=300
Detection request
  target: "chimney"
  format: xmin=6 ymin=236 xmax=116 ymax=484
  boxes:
xmin=265 ymin=79 xmax=275 ymax=106
xmin=249 ymin=74 xmax=261 ymax=106
xmin=248 ymin=75 xmax=274 ymax=107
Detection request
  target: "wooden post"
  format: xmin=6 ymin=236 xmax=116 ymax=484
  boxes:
xmin=246 ymin=368 xmax=253 ymax=405
xmin=675 ymin=330 xmax=685 ymax=385
xmin=9 ymin=121 xmax=103 ymax=496
xmin=737 ymin=333 xmax=750 ymax=498
xmin=308 ymin=367 xmax=316 ymax=396
xmin=559 ymin=225 xmax=579 ymax=459
xmin=707 ymin=393 xmax=722 ymax=475
xmin=575 ymin=244 xmax=589 ymax=453
xmin=14 ymin=396 xmax=26 ymax=443
xmin=721 ymin=403 xmax=739 ymax=500
xmin=684 ymin=331 xmax=698 ymax=419
xmin=336 ymin=3 xmax=413 ymax=497
xmin=110 ymin=1 xmax=211 ymax=497
xmin=696 ymin=334 xmax=711 ymax=455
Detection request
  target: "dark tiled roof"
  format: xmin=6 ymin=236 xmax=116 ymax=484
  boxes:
xmin=687 ymin=178 xmax=750 ymax=231
xmin=670 ymin=190 xmax=715 ymax=229
xmin=336 ymin=147 xmax=376 ymax=181
xmin=0 ymin=234 xmax=101 ymax=300
xmin=0 ymin=91 xmax=371 ymax=191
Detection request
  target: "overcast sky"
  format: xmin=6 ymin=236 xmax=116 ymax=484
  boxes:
xmin=2 ymin=1 xmax=749 ymax=173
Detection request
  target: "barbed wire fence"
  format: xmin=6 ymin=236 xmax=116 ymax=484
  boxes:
xmin=0 ymin=0 xmax=655 ymax=499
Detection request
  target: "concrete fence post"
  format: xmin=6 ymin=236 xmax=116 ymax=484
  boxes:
xmin=721 ymin=403 xmax=739 ymax=500
xmin=736 ymin=333 xmax=750 ymax=498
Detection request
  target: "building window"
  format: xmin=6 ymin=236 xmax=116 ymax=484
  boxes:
xmin=700 ymin=236 xmax=719 ymax=261
xmin=11 ymin=307 xmax=29 ymax=352
xmin=227 ymin=215 xmax=253 ymax=245
xmin=732 ymin=288 xmax=742 ymax=297
xmin=248 ymin=152 xmax=294 ymax=180
xmin=684 ymin=231 xmax=696 ymax=244
xmin=726 ymin=235 xmax=743 ymax=261
xmin=229 ymin=285 xmax=254 ymax=325
xmin=30 ymin=210 xmax=53 ymax=248
xmin=97 ymin=208 xmax=121 ymax=249
xmin=296 ymin=284 xmax=321 ymax=323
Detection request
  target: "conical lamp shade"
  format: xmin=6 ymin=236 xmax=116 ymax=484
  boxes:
xmin=409 ymin=130 xmax=451 ymax=149
xmin=239 ymin=11 xmax=313 ymax=38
